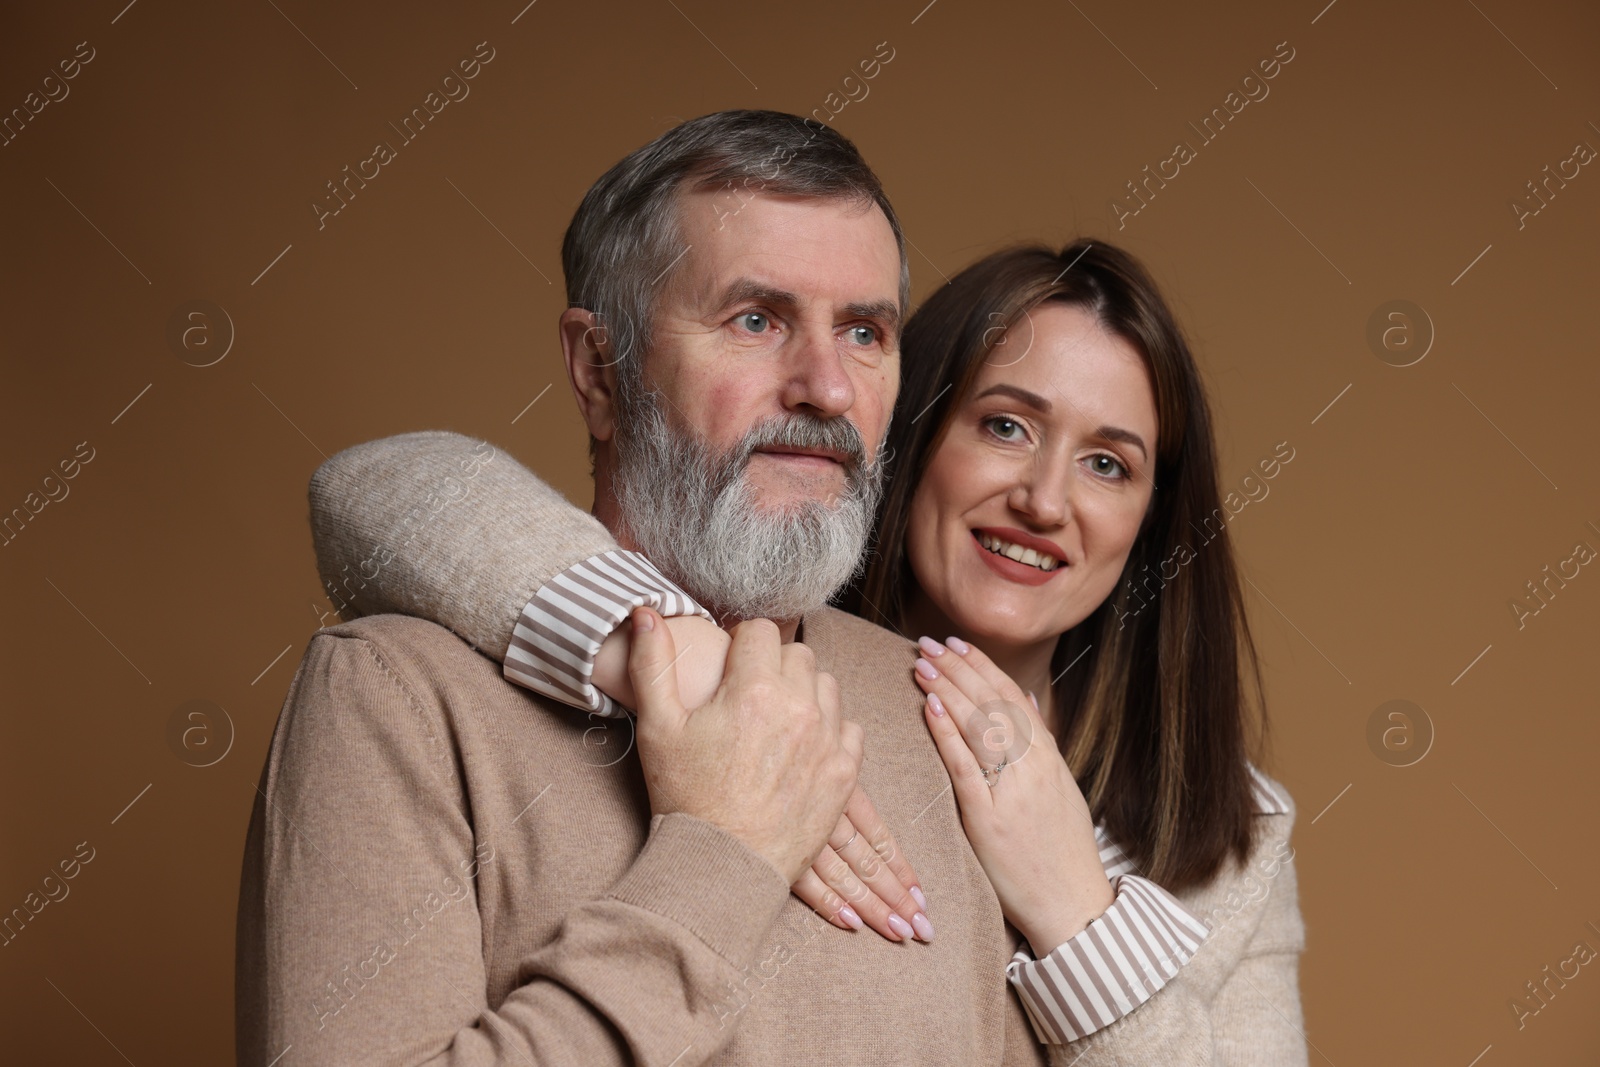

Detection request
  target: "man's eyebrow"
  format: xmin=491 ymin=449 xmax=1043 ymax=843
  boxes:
xmin=710 ymin=279 xmax=800 ymax=314
xmin=844 ymin=299 xmax=901 ymax=335
xmin=973 ymin=383 xmax=1148 ymax=459
xmin=710 ymin=281 xmax=901 ymax=339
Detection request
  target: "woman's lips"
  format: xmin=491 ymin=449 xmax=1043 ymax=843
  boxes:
xmin=970 ymin=531 xmax=1061 ymax=587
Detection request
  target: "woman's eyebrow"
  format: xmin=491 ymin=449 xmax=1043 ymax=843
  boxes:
xmin=1097 ymin=426 xmax=1148 ymax=460
xmin=975 ymin=383 xmax=1052 ymax=411
xmin=974 ymin=383 xmax=1148 ymax=458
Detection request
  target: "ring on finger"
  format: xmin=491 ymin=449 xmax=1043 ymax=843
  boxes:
xmin=835 ymin=830 xmax=860 ymax=852
xmin=981 ymin=757 xmax=1009 ymax=787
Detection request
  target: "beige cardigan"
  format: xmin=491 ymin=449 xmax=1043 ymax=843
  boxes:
xmin=241 ymin=430 xmax=1311 ymax=1064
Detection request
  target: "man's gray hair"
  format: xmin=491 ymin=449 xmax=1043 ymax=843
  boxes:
xmin=560 ymin=109 xmax=910 ymax=393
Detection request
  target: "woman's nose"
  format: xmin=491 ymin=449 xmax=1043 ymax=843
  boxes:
xmin=1008 ymin=455 xmax=1073 ymax=525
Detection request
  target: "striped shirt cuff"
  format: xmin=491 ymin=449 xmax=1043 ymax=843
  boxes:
xmin=503 ymin=550 xmax=713 ymax=718
xmin=1005 ymin=873 xmax=1211 ymax=1043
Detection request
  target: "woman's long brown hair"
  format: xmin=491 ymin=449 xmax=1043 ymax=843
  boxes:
xmin=839 ymin=241 xmax=1267 ymax=891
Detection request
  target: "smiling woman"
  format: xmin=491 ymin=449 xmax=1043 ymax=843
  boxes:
xmin=847 ymin=242 xmax=1269 ymax=891
xmin=901 ymin=301 xmax=1159 ymax=649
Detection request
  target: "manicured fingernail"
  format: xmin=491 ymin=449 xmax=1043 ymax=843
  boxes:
xmin=945 ymin=635 xmax=971 ymax=654
xmin=927 ymin=693 xmax=945 ymax=717
xmin=887 ymin=914 xmax=914 ymax=940
xmin=917 ymin=636 xmax=946 ymax=657
xmin=909 ymin=885 xmax=928 ymax=911
xmin=911 ymin=912 xmax=935 ymax=942
xmin=914 ymin=658 xmax=939 ymax=680
xmin=632 ymin=607 xmax=654 ymax=632
xmin=839 ymin=905 xmax=863 ymax=930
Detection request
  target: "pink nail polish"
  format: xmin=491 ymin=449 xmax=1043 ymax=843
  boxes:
xmin=887 ymin=914 xmax=914 ymax=940
xmin=910 ymin=885 xmax=928 ymax=911
xmin=927 ymin=693 xmax=945 ymax=717
xmin=839 ymin=905 xmax=864 ymax=930
xmin=917 ymin=636 xmax=945 ymax=657
xmin=945 ymin=635 xmax=971 ymax=655
xmin=914 ymin=658 xmax=939 ymax=680
xmin=911 ymin=912 xmax=935 ymax=942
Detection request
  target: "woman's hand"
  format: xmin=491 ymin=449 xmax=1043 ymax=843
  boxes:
xmin=594 ymin=615 xmax=732 ymax=711
xmin=912 ymin=635 xmax=1114 ymax=956
xmin=595 ymin=615 xmax=933 ymax=942
xmin=793 ymin=785 xmax=933 ymax=942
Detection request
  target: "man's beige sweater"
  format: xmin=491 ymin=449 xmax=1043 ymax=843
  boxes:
xmin=235 ymin=431 xmax=1309 ymax=1065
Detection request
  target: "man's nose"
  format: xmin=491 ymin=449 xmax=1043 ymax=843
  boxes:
xmin=1008 ymin=451 xmax=1073 ymax=526
xmin=780 ymin=325 xmax=856 ymax=418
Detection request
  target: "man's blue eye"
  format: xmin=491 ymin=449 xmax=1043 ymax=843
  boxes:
xmin=849 ymin=325 xmax=876 ymax=345
xmin=738 ymin=312 xmax=769 ymax=333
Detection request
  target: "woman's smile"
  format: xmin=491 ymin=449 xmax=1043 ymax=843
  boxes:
xmin=971 ymin=527 xmax=1067 ymax=586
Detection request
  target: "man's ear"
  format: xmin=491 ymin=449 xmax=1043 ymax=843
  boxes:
xmin=559 ymin=307 xmax=618 ymax=443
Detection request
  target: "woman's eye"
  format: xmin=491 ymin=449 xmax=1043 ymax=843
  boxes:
xmin=985 ymin=416 xmax=1025 ymax=441
xmin=736 ymin=312 xmax=770 ymax=333
xmin=1088 ymin=454 xmax=1128 ymax=478
xmin=847 ymin=325 xmax=877 ymax=346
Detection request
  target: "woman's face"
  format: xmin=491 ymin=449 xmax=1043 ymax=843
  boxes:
xmin=905 ymin=302 xmax=1159 ymax=651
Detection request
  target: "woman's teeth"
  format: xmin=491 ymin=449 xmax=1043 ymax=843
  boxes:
xmin=977 ymin=532 xmax=1061 ymax=572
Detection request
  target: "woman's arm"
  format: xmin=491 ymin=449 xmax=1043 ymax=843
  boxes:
xmin=913 ymin=636 xmax=1310 ymax=1055
xmin=310 ymin=431 xmax=608 ymax=659
xmin=1038 ymin=805 xmax=1309 ymax=1065
xmin=307 ymin=430 xmax=930 ymax=942
xmin=1201 ymin=804 xmax=1309 ymax=1066
xmin=308 ymin=430 xmax=727 ymax=710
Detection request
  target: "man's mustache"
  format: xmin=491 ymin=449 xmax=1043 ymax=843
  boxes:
xmin=728 ymin=414 xmax=873 ymax=480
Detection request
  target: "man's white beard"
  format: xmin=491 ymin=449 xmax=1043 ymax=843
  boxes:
xmin=611 ymin=390 xmax=885 ymax=623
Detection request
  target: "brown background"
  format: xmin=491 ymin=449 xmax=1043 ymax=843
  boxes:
xmin=2 ymin=0 xmax=1597 ymax=1062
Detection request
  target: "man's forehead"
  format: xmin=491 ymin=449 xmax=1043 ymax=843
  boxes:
xmin=675 ymin=189 xmax=901 ymax=314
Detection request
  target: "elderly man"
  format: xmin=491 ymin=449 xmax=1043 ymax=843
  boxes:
xmin=235 ymin=110 xmax=1046 ymax=1065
